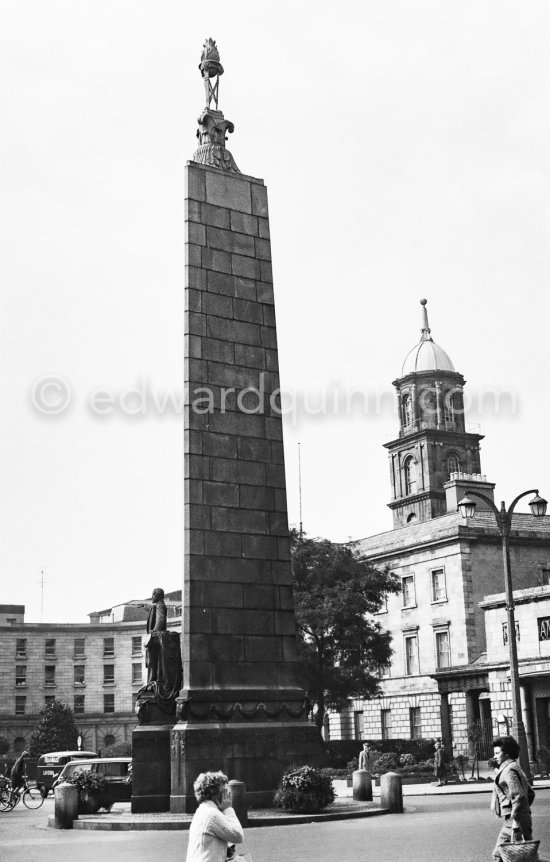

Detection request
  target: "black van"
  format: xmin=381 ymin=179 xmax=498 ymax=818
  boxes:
xmin=36 ymin=750 xmax=98 ymax=798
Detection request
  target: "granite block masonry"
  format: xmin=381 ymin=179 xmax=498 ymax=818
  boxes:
xmin=169 ymin=39 xmax=324 ymax=813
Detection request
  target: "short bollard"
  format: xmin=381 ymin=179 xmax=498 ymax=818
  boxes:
xmin=228 ymin=779 xmax=248 ymax=827
xmin=54 ymin=782 xmax=78 ymax=829
xmin=352 ymin=769 xmax=372 ymax=802
xmin=380 ymin=771 xmax=403 ymax=813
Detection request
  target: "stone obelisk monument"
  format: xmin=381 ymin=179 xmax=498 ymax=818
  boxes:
xmin=170 ymin=39 xmax=323 ymax=812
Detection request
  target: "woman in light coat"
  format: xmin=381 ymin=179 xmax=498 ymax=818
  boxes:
xmin=186 ymin=771 xmax=244 ymax=862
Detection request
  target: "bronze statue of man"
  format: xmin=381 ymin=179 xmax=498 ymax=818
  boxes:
xmin=137 ymin=587 xmax=182 ymax=718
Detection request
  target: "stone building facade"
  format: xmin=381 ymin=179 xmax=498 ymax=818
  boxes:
xmin=330 ymin=301 xmax=550 ymax=759
xmin=0 ymin=592 xmax=182 ymax=756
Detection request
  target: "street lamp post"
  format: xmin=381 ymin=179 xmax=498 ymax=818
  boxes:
xmin=458 ymin=489 xmax=548 ymax=778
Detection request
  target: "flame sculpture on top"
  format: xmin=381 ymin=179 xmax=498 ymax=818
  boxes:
xmin=193 ymin=38 xmax=240 ymax=173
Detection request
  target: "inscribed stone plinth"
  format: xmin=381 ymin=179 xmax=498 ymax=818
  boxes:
xmin=170 ymin=162 xmax=323 ymax=812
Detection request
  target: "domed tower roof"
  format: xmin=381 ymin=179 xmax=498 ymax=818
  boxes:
xmin=401 ymin=299 xmax=455 ymax=376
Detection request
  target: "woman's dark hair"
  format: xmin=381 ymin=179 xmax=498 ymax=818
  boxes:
xmin=493 ymin=735 xmax=520 ymax=760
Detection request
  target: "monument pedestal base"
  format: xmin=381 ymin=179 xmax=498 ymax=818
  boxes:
xmin=169 ymin=720 xmax=325 ymax=813
xmin=131 ymin=724 xmax=172 ymax=813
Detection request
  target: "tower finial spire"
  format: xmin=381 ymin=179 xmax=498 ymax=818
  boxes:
xmin=193 ymin=38 xmax=240 ymax=173
xmin=420 ymin=298 xmax=431 ymax=341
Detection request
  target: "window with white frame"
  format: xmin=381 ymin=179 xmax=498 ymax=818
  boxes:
xmin=74 ymin=638 xmax=85 ymax=658
xmin=15 ymin=666 xmax=26 ymax=687
xmin=409 ymin=706 xmax=422 ymax=739
xmin=103 ymin=664 xmax=115 ymax=685
xmin=431 ymin=568 xmax=447 ymax=602
xmin=132 ymin=662 xmax=142 ymax=685
xmin=404 ymin=634 xmax=419 ymax=675
xmin=15 ymin=695 xmax=26 ymax=715
xmin=381 ymin=709 xmax=392 ymax=740
xmin=74 ymin=665 xmax=85 ymax=685
xmin=435 ymin=629 xmax=451 ymax=669
xmin=402 ymin=575 xmax=416 ymax=607
xmin=45 ymin=665 xmax=56 ymax=686
xmin=103 ymin=637 xmax=115 ymax=657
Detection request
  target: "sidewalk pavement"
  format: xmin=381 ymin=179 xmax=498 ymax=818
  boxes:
xmin=333 ymin=776 xmax=550 ymax=798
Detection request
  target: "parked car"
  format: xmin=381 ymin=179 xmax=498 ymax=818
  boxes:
xmin=52 ymin=757 xmax=132 ymax=805
xmin=36 ymin=750 xmax=98 ymax=798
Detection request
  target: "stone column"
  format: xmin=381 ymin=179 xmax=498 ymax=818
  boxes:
xmin=170 ymin=162 xmax=323 ymax=813
xmin=439 ymin=692 xmax=453 ymax=758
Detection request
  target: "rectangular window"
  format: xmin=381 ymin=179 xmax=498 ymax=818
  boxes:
xmin=132 ymin=663 xmax=142 ymax=685
xmin=74 ymin=665 xmax=85 ymax=685
xmin=353 ymin=710 xmax=364 ymax=740
xmin=131 ymin=636 xmax=142 ymax=656
xmin=381 ymin=709 xmax=392 ymax=740
xmin=74 ymin=638 xmax=85 ymax=657
xmin=405 ymin=635 xmax=419 ymax=675
xmin=15 ymin=695 xmax=26 ymax=715
xmin=74 ymin=695 xmax=85 ymax=715
xmin=378 ymin=663 xmax=391 ymax=679
xmin=45 ymin=665 xmax=56 ymax=686
xmin=541 ymin=566 xmax=550 ymax=586
xmin=402 ymin=575 xmax=416 ymax=607
xmin=435 ymin=630 xmax=451 ymax=669
xmin=103 ymin=664 xmax=115 ymax=685
xmin=15 ymin=638 xmax=27 ymax=658
xmin=15 ymin=666 xmax=27 ymax=687
xmin=45 ymin=695 xmax=55 ymax=706
xmin=409 ymin=706 xmax=422 ymax=739
xmin=104 ymin=693 xmax=115 ymax=713
xmin=45 ymin=638 xmax=56 ymax=657
xmin=103 ymin=637 xmax=115 ymax=657
xmin=503 ymin=622 xmax=520 ymax=645
xmin=431 ymin=568 xmax=447 ymax=602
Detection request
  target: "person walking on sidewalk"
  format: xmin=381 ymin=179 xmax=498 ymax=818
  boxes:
xmin=186 ymin=771 xmax=244 ymax=862
xmin=491 ymin=735 xmax=535 ymax=860
xmin=433 ymin=741 xmax=447 ymax=787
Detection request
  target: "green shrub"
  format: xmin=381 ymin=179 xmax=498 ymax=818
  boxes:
xmin=102 ymin=741 xmax=132 ymax=758
xmin=274 ymin=766 xmax=335 ymax=814
xmin=346 ymin=756 xmax=359 ymax=773
xmin=372 ymin=752 xmax=399 ymax=774
xmin=399 ymin=753 xmax=416 ymax=768
xmin=66 ymin=770 xmax=109 ymax=812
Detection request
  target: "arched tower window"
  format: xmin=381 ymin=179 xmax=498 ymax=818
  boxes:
xmin=444 ymin=391 xmax=456 ymax=426
xmin=403 ymin=457 xmax=416 ymax=496
xmin=402 ymin=394 xmax=413 ymax=427
xmin=447 ymin=453 xmax=460 ymax=477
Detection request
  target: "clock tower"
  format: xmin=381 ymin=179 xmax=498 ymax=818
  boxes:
xmin=385 ymin=299 xmax=484 ymax=527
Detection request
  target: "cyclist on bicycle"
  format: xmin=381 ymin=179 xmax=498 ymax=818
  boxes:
xmin=10 ymin=750 xmax=29 ymax=792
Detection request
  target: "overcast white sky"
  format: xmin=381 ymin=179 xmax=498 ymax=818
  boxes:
xmin=1 ymin=1 xmax=549 ymax=623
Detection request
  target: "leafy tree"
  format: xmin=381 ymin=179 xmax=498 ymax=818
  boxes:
xmin=29 ymin=700 xmax=79 ymax=758
xmin=290 ymin=529 xmax=400 ymax=729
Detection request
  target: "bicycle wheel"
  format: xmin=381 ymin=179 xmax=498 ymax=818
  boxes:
xmin=0 ymin=789 xmax=15 ymax=811
xmin=23 ymin=787 xmax=44 ymax=809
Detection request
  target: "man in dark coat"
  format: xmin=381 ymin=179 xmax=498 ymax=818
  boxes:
xmin=10 ymin=750 xmax=29 ymax=791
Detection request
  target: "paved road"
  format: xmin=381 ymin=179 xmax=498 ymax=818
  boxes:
xmin=1 ymin=792 xmax=549 ymax=862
